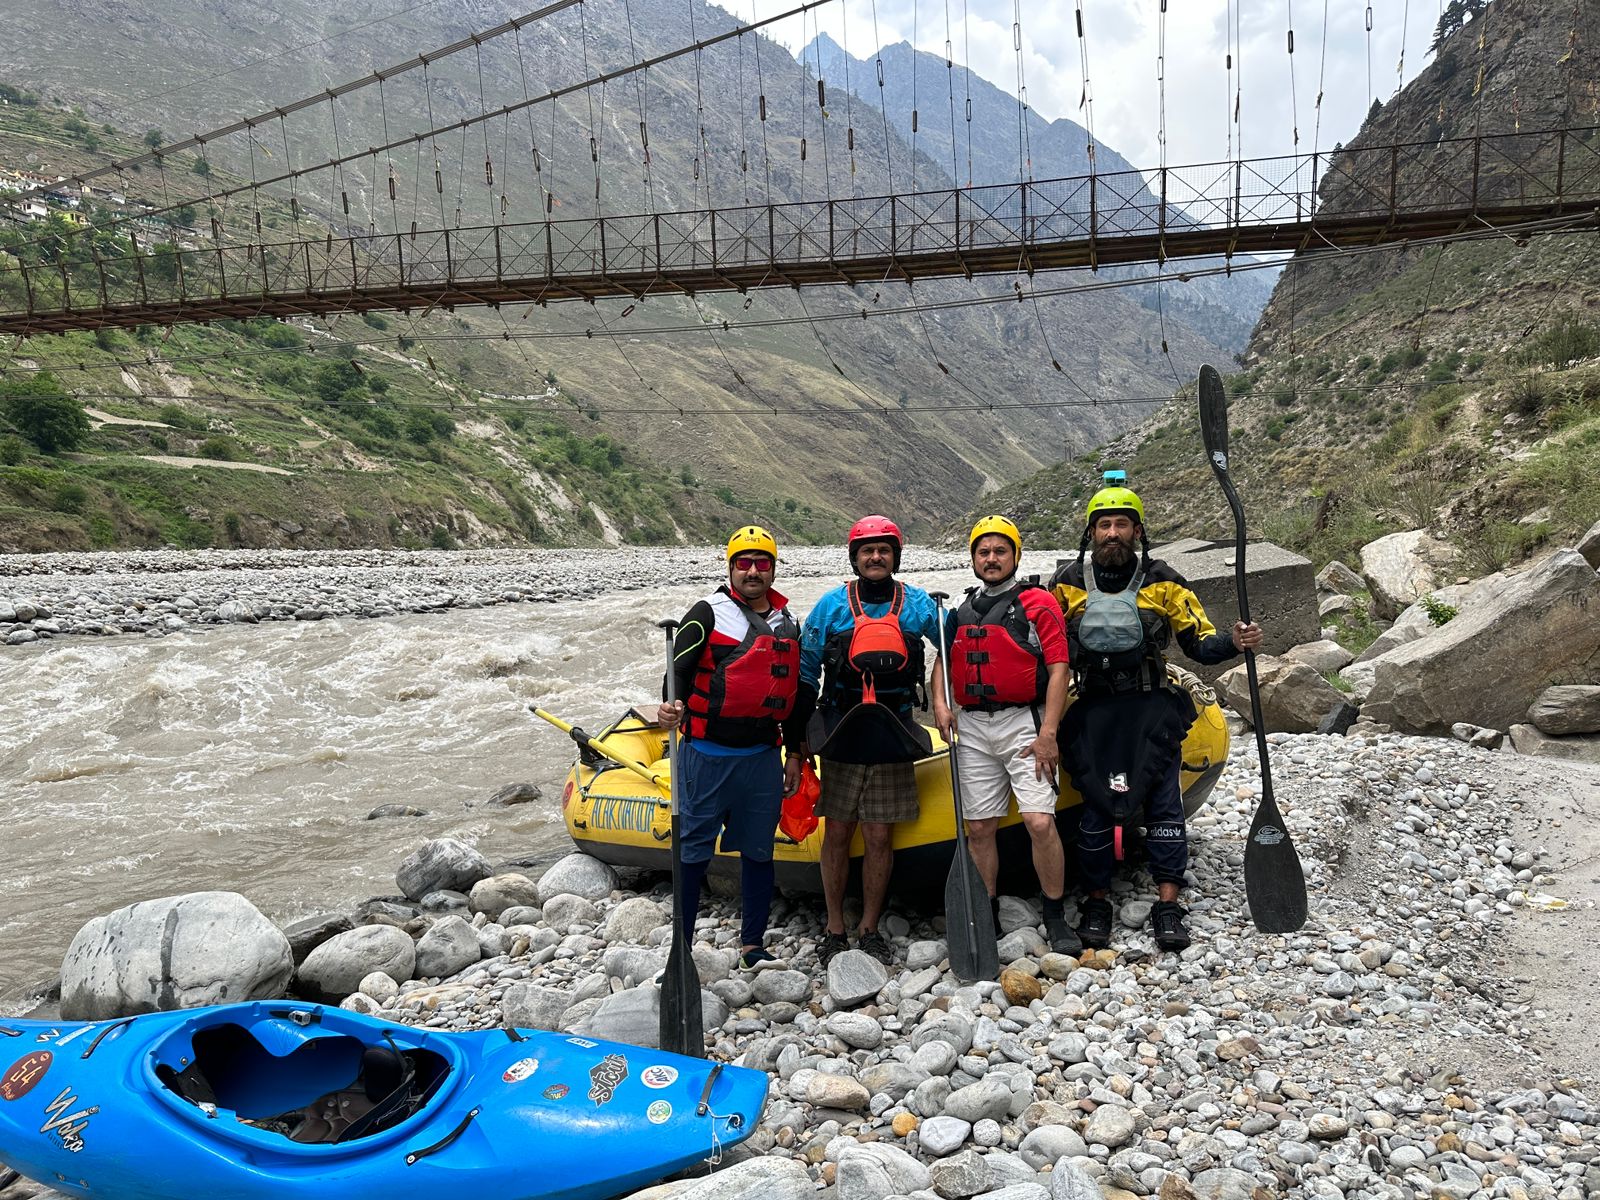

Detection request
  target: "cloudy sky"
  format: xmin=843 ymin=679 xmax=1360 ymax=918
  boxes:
xmin=728 ymin=0 xmax=1448 ymax=173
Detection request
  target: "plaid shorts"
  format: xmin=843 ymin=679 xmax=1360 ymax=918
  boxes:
xmin=815 ymin=758 xmax=920 ymax=824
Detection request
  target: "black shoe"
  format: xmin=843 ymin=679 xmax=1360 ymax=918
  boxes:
xmin=856 ymin=929 xmax=893 ymax=964
xmin=1042 ymin=896 xmax=1082 ymax=957
xmin=1078 ymin=897 xmax=1114 ymax=950
xmin=1152 ymin=901 xmax=1191 ymax=952
xmin=819 ymin=932 xmax=850 ymax=967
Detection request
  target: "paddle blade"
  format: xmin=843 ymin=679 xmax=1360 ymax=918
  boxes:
xmin=1197 ymin=363 xmax=1229 ymax=470
xmin=659 ymin=921 xmax=705 ymax=1057
xmin=1244 ymin=789 xmax=1309 ymax=934
xmin=944 ymin=851 xmax=999 ymax=983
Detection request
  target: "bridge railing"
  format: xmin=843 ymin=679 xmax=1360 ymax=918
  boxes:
xmin=2 ymin=125 xmax=1597 ymax=326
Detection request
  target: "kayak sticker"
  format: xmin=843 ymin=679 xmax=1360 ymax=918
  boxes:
xmin=592 ymin=797 xmax=660 ymax=834
xmin=1108 ymin=773 xmax=1129 ymax=794
xmin=565 ymin=1037 xmax=598 ymax=1049
xmin=1253 ymin=825 xmax=1286 ymax=846
xmin=41 ymin=1086 xmax=98 ymax=1153
xmin=1 ymin=1051 xmax=51 ymax=1101
xmin=647 ymin=1099 xmax=672 ymax=1124
xmin=34 ymin=1028 xmax=62 ymax=1044
xmin=543 ymin=1084 xmax=570 ymax=1100
xmin=640 ymin=1065 xmax=678 ymax=1089
xmin=588 ymin=1053 xmax=629 ymax=1105
xmin=502 ymin=1057 xmax=540 ymax=1083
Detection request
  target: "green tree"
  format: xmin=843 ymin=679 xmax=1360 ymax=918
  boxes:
xmin=313 ymin=361 xmax=363 ymax=404
xmin=191 ymin=157 xmax=211 ymax=177
xmin=0 ymin=373 xmax=92 ymax=453
xmin=143 ymin=128 xmax=165 ymax=150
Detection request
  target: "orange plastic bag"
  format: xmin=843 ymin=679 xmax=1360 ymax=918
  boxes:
xmin=778 ymin=760 xmax=821 ymax=842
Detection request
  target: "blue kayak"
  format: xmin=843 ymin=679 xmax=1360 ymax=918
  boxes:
xmin=0 ymin=1001 xmax=768 ymax=1200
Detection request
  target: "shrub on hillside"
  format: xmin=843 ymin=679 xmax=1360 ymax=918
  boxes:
xmin=1 ymin=373 xmax=91 ymax=453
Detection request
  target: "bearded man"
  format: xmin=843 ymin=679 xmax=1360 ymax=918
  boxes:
xmin=1051 ymin=486 xmax=1261 ymax=952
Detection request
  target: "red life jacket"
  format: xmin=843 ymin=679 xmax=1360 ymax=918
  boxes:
xmin=687 ymin=590 xmax=800 ymax=744
xmin=950 ymin=582 xmax=1049 ymax=709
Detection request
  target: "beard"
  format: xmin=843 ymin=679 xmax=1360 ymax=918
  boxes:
xmin=1091 ymin=536 xmax=1136 ymax=571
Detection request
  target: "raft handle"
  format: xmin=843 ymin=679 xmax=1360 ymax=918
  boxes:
xmin=503 ymin=1026 xmax=526 ymax=1043
xmin=405 ymin=1106 xmax=480 ymax=1165
xmin=268 ymin=1007 xmax=322 ymax=1027
xmin=695 ymin=1063 xmax=725 ymax=1117
xmin=81 ymin=1018 xmax=135 ymax=1060
xmin=0 ymin=1025 xmax=19 ymax=1038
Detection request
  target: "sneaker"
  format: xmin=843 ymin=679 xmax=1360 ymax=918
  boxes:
xmin=1043 ymin=912 xmax=1083 ymax=957
xmin=819 ymin=932 xmax=850 ymax=968
xmin=1151 ymin=901 xmax=1191 ymax=953
xmin=739 ymin=947 xmax=784 ymax=971
xmin=856 ymin=929 xmax=893 ymax=964
xmin=1078 ymin=897 xmax=1114 ymax=950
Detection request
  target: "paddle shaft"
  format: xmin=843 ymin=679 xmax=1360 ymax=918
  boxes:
xmin=931 ymin=592 xmax=999 ymax=983
xmin=528 ymin=706 xmax=669 ymax=793
xmin=657 ymin=620 xmax=705 ymax=1057
xmin=1198 ymin=363 xmax=1308 ymax=934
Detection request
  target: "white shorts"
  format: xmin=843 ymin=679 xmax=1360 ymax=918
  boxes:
xmin=953 ymin=705 xmax=1059 ymax=820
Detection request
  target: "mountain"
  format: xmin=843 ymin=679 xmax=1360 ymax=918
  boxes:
xmin=0 ymin=0 xmax=1268 ymax=550
xmin=972 ymin=0 xmax=1600 ymax=582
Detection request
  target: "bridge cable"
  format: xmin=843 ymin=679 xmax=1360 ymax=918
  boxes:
xmin=621 ymin=0 xmax=659 ymax=215
xmin=750 ymin=0 xmax=778 ymax=204
xmin=1152 ymin=0 xmax=1185 ymax=395
xmin=1395 ymin=1 xmax=1409 ymax=98
xmin=909 ymin=0 xmax=920 ymax=192
xmin=962 ymin=0 xmax=974 ymax=187
xmin=870 ymin=0 xmax=895 ymax=187
xmin=943 ymin=0 xmax=960 ymax=187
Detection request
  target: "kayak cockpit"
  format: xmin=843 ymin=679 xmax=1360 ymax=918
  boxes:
xmin=145 ymin=1005 xmax=455 ymax=1151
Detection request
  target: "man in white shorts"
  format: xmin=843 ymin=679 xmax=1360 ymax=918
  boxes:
xmin=931 ymin=517 xmax=1080 ymax=956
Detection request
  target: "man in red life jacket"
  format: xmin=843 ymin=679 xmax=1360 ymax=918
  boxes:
xmin=931 ymin=516 xmax=1081 ymax=956
xmin=659 ymin=526 xmax=807 ymax=970
xmin=791 ymin=516 xmax=942 ymax=967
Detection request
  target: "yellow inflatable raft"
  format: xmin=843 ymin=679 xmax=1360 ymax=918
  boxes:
xmin=558 ymin=667 xmax=1229 ymax=899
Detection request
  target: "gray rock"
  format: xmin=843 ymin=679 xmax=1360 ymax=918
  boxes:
xmin=1083 ymin=1104 xmax=1137 ymax=1149
xmin=1284 ymin=638 xmax=1355 ymax=673
xmin=358 ymin=971 xmax=400 ymax=1003
xmin=835 ymin=1154 xmax=893 ymax=1200
xmin=860 ymin=1062 xmax=928 ymax=1101
xmin=1218 ymin=655 xmax=1348 ymax=734
xmin=996 ymin=895 xmax=1038 ymax=933
xmin=297 ymin=924 xmax=416 ymax=1001
xmin=1577 ymin=517 xmax=1600 ymax=569
xmin=1119 ymin=900 xmax=1152 ymax=928
xmin=603 ymin=896 xmax=670 ymax=943
xmin=60 ymin=891 xmax=293 ymax=1020
xmin=671 ymin=1157 xmax=814 ymax=1200
xmin=930 ymin=1149 xmax=990 ymax=1200
xmin=575 ymin=983 xmax=725 ymax=1049
xmin=1508 ymin=723 xmax=1600 ymax=764
xmin=1047 ymin=1160 xmax=1102 ymax=1200
xmin=1359 ymin=529 xmax=1443 ymax=620
xmin=980 ymin=1187 xmax=1048 ymax=1200
xmin=1317 ymin=699 xmax=1361 ymax=736
xmin=499 ymin=904 xmax=542 ymax=927
xmin=367 ymin=804 xmax=428 ymax=819
xmin=1190 ymin=1168 xmax=1261 ymax=1200
xmin=1528 ymin=684 xmax=1600 ymax=735
xmin=919 ymin=1116 xmax=972 ymax=1156
xmin=214 ymin=600 xmax=257 ymax=623
xmin=752 ymin=970 xmax=811 ymax=1005
xmin=911 ymin=1040 xmax=959 ymax=1076
xmin=469 ymin=873 xmax=541 ymax=922
xmin=280 ymin=911 xmax=354 ymax=965
xmin=603 ymin=946 xmax=667 ymax=985
xmin=797 ymin=1071 xmax=870 ymax=1110
xmin=943 ymin=1079 xmax=1014 ymax=1124
xmin=414 ymin=915 xmax=481 ymax=978
xmin=396 ymin=837 xmax=493 ymax=901
xmin=1019 ymin=1126 xmax=1089 ymax=1168
xmin=542 ymin=894 xmax=601 ymax=929
xmin=538 ymin=852 xmax=619 ymax=903
xmin=839 ymin=1143 xmax=930 ymax=1193
xmin=906 ymin=939 xmax=948 ymax=970
xmin=502 ymin=982 xmax=572 ymax=1031
xmin=827 ymin=949 xmax=889 ymax=1007
xmin=488 ymin=781 xmax=543 ymax=806
xmin=1363 ymin=551 xmax=1600 ymax=734
xmin=826 ymin=1011 xmax=885 ymax=1049
xmin=419 ymin=890 xmax=469 ymax=913
xmin=912 ymin=1013 xmax=975 ymax=1056
xmin=1316 ymin=560 xmax=1365 ymax=594
xmin=996 ymin=928 xmax=1046 ymax=960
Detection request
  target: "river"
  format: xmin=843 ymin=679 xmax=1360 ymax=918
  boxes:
xmin=1 ymin=550 xmax=1069 ymax=1012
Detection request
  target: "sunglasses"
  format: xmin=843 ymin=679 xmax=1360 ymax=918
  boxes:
xmin=732 ymin=556 xmax=774 ymax=572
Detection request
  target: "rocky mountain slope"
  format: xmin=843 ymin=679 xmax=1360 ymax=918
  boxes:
xmin=977 ymin=0 xmax=1600 ymax=579
xmin=0 ymin=0 xmax=1269 ymax=551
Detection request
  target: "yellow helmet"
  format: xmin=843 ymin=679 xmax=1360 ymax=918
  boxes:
xmin=969 ymin=515 xmax=1022 ymax=556
xmin=726 ymin=525 xmax=778 ymax=561
xmin=1085 ymin=486 xmax=1145 ymax=527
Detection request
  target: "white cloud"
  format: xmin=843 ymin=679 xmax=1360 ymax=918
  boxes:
xmin=732 ymin=0 xmax=1443 ymax=174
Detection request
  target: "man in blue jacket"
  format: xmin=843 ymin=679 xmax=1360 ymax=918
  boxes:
xmin=793 ymin=516 xmax=941 ymax=966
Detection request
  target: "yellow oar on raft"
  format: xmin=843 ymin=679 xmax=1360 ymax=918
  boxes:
xmin=529 ymin=705 xmax=670 ymax=795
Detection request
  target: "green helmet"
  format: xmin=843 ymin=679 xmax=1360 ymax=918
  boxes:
xmin=1085 ymin=485 xmax=1145 ymax=527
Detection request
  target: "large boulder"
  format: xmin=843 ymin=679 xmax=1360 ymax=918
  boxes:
xmin=396 ymin=838 xmax=492 ymax=901
xmin=1217 ymin=655 xmax=1348 ymax=734
xmin=61 ymin=891 xmax=292 ymax=1020
xmin=537 ymin=853 xmax=619 ymax=903
xmin=1359 ymin=530 xmax=1448 ymax=620
xmin=297 ymin=924 xmax=417 ymax=1000
xmin=1315 ymin=560 xmax=1365 ymax=595
xmin=1363 ymin=551 xmax=1600 ymax=735
xmin=1283 ymin=639 xmax=1354 ymax=674
xmin=468 ymin=873 xmax=540 ymax=921
xmin=1508 ymin=724 xmax=1600 ymax=765
xmin=671 ymin=1158 xmax=814 ymax=1200
xmin=573 ymin=983 xmax=728 ymax=1049
xmin=502 ymin=982 xmax=573 ymax=1031
xmin=1528 ymin=685 xmax=1600 ymax=736
xmin=414 ymin=915 xmax=481 ymax=979
xmin=1577 ymin=518 xmax=1600 ymax=570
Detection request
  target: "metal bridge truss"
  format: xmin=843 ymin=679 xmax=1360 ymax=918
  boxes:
xmin=3 ymin=126 xmax=1598 ymax=336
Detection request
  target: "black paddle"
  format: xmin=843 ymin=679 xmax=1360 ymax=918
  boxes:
xmin=1197 ymin=364 xmax=1309 ymax=935
xmin=657 ymin=619 xmax=705 ymax=1057
xmin=930 ymin=592 xmax=1001 ymax=982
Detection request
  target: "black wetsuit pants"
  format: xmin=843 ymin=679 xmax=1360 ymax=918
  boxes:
xmin=1077 ymin=756 xmax=1186 ymax=892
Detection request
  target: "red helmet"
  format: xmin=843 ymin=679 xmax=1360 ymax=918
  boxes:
xmin=847 ymin=514 xmax=903 ymax=571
